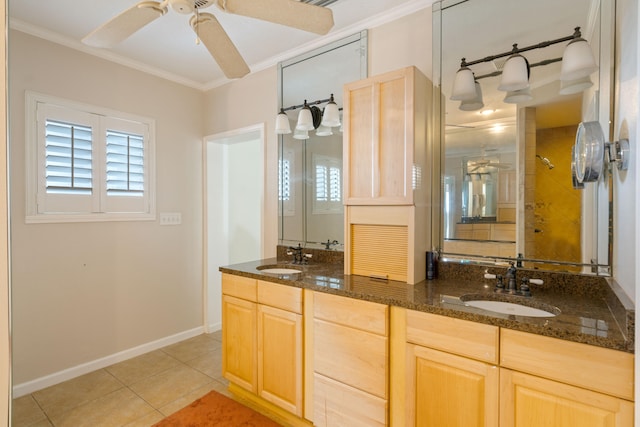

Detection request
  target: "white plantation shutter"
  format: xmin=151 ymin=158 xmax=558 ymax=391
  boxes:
xmin=28 ymin=93 xmax=155 ymax=222
xmin=44 ymin=119 xmax=93 ymax=195
xmin=106 ymin=130 xmax=144 ymax=195
xmin=312 ymin=154 xmax=342 ymax=214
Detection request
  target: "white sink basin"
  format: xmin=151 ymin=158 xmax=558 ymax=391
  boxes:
xmin=257 ymin=266 xmax=302 ymax=275
xmin=463 ymin=300 xmax=558 ymax=317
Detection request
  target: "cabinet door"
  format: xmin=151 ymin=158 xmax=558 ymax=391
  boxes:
xmin=314 ymin=373 xmax=387 ymax=427
xmin=344 ymin=67 xmax=417 ymax=205
xmin=222 ymin=294 xmax=257 ymax=393
xmin=407 ymin=344 xmax=499 ymax=427
xmin=500 ymin=369 xmax=633 ymax=427
xmin=257 ymin=304 xmax=303 ymax=416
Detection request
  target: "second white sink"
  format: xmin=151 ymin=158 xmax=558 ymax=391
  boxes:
xmin=463 ymin=299 xmax=558 ymax=317
xmin=257 ymin=265 xmax=302 ymax=275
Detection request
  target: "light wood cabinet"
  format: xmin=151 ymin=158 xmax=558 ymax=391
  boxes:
xmin=312 ymin=291 xmax=389 ymax=426
xmin=221 ymin=274 xmax=304 ymax=417
xmin=343 ymin=66 xmax=429 ymax=205
xmin=400 ymin=309 xmax=500 ymax=427
xmin=500 ymin=369 xmax=633 ymax=427
xmin=500 ymin=329 xmax=634 ymax=427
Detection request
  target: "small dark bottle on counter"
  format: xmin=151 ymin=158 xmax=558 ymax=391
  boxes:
xmin=426 ymin=251 xmax=438 ymax=280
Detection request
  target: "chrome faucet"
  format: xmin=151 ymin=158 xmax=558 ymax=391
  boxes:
xmin=324 ymin=239 xmax=339 ymax=250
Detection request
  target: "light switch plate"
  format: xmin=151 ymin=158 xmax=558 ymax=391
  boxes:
xmin=160 ymin=212 xmax=182 ymax=225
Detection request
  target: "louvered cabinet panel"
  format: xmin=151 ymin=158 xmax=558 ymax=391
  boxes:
xmin=351 ymin=224 xmax=408 ymax=281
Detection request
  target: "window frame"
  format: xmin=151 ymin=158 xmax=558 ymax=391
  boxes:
xmin=25 ymin=91 xmax=156 ymax=223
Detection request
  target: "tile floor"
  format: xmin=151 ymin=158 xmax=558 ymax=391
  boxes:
xmin=12 ymin=331 xmax=236 ymax=427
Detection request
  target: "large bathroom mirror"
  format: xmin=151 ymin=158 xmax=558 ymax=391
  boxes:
xmin=278 ymin=32 xmax=367 ymax=250
xmin=434 ymin=0 xmax=614 ymax=274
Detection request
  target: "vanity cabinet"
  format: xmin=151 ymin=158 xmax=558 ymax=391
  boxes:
xmin=499 ymin=329 xmax=634 ymax=427
xmin=399 ymin=308 xmax=500 ymax=427
xmin=311 ymin=291 xmax=389 ymax=426
xmin=221 ymin=273 xmax=304 ymax=417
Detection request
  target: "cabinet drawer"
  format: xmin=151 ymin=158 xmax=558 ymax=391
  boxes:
xmin=406 ymin=310 xmax=498 ymax=364
xmin=500 ymin=329 xmax=634 ymax=401
xmin=313 ymin=291 xmax=388 ymax=335
xmin=257 ymin=280 xmax=302 ymax=314
xmin=314 ymin=373 xmax=387 ymax=427
xmin=314 ymin=319 xmax=388 ymax=398
xmin=222 ymin=273 xmax=256 ymax=301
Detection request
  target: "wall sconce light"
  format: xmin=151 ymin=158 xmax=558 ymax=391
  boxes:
xmin=451 ymin=27 xmax=597 ymax=109
xmin=276 ymin=94 xmax=342 ymax=137
xmin=275 ymin=108 xmax=292 ymax=134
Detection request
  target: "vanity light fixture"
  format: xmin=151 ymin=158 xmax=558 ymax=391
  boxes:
xmin=275 ymin=108 xmax=292 ymax=134
xmin=451 ymin=27 xmax=598 ymax=109
xmin=276 ymin=94 xmax=342 ymax=137
xmin=292 ymin=128 xmax=309 ymax=140
xmin=296 ymin=100 xmax=315 ymax=131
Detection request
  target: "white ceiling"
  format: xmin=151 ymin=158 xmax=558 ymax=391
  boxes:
xmin=8 ymin=0 xmax=435 ymax=90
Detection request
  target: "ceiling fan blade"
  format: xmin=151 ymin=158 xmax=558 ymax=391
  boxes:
xmin=190 ymin=13 xmax=250 ymax=79
xmin=82 ymin=1 xmax=167 ymax=48
xmin=217 ymin=0 xmax=334 ymax=35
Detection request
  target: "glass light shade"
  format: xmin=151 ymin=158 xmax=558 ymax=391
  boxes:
xmin=459 ymin=82 xmax=484 ymax=111
xmin=315 ymin=125 xmax=333 ymax=136
xmin=275 ymin=110 xmax=291 ymax=134
xmin=559 ymin=76 xmax=593 ymax=95
xmin=292 ymin=128 xmax=309 ymax=140
xmin=561 ymin=38 xmax=598 ymax=81
xmin=296 ymin=102 xmax=314 ymax=131
xmin=498 ymin=54 xmax=530 ymax=92
xmin=450 ymin=67 xmax=477 ymax=101
xmin=503 ymin=87 xmax=533 ymax=104
xmin=321 ymin=95 xmax=341 ymax=127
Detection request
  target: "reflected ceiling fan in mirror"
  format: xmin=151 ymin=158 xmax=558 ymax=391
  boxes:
xmin=82 ymin=0 xmax=335 ymax=79
xmin=468 ymin=148 xmax=511 ymax=172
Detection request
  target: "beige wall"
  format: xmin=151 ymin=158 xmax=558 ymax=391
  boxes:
xmin=9 ymin=31 xmax=205 ymax=386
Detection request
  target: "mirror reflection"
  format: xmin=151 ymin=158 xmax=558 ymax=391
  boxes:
xmin=278 ymin=32 xmax=367 ymax=249
xmin=436 ymin=0 xmax=612 ymax=273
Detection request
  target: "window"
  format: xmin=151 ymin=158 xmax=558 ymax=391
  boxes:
xmin=312 ymin=154 xmax=341 ymax=214
xmin=278 ymin=150 xmax=295 ymax=216
xmin=26 ymin=92 xmax=156 ymax=222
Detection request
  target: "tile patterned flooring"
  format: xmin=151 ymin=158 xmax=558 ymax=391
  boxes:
xmin=12 ymin=331 xmax=234 ymax=427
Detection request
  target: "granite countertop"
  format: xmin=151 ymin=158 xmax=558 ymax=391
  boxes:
xmin=219 ymin=258 xmax=634 ymax=353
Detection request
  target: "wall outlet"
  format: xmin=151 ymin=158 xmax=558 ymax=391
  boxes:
xmin=160 ymin=212 xmax=182 ymax=225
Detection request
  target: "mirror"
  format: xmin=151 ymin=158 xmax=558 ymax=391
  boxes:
xmin=434 ymin=0 xmax=614 ymax=273
xmin=278 ymin=32 xmax=367 ymax=250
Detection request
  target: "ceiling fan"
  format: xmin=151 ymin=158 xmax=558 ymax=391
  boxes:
xmin=82 ymin=0 xmax=335 ymax=79
xmin=467 ymin=148 xmax=511 ymax=172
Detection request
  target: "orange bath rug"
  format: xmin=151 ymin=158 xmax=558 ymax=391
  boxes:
xmin=152 ymin=390 xmax=282 ymax=427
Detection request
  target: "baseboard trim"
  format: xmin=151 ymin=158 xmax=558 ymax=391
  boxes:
xmin=13 ymin=326 xmax=205 ymax=398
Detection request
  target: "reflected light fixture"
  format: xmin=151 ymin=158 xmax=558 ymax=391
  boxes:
xmin=459 ymin=81 xmax=484 ymax=111
xmin=559 ymin=75 xmax=593 ymax=95
xmin=315 ymin=125 xmax=333 ymax=136
xmin=503 ymin=87 xmax=533 ymax=104
xmin=275 ymin=108 xmax=291 ymax=134
xmin=292 ymin=128 xmax=309 ymax=140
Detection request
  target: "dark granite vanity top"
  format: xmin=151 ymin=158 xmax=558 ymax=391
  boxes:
xmin=219 ymin=258 xmax=634 ymax=353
